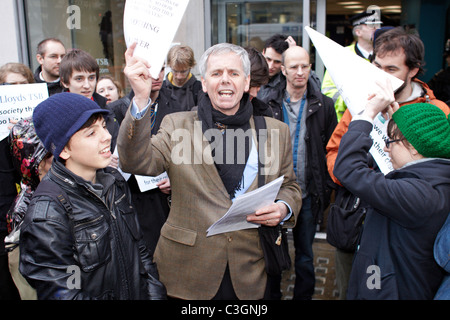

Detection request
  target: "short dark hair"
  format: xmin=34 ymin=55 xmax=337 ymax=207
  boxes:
xmin=264 ymin=34 xmax=289 ymax=54
xmin=60 ymin=49 xmax=99 ymax=85
xmin=374 ymin=27 xmax=425 ymax=79
xmin=36 ymin=38 xmax=65 ymax=56
xmin=245 ymin=47 xmax=269 ymax=88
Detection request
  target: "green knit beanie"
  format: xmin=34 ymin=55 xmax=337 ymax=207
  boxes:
xmin=392 ymin=103 xmax=450 ymax=159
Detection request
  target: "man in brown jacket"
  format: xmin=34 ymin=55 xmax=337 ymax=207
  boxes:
xmin=117 ymin=42 xmax=302 ymax=300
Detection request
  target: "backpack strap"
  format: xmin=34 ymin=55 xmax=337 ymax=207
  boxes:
xmin=253 ymin=116 xmax=267 ymax=188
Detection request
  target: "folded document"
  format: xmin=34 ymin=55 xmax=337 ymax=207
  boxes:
xmin=206 ymin=176 xmax=284 ymax=236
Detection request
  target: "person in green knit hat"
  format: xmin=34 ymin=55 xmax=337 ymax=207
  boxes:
xmin=333 ymin=79 xmax=450 ymax=299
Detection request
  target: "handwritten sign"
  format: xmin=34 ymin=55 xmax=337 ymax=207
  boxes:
xmin=0 ymin=83 xmax=49 ymax=140
xmin=123 ymin=0 xmax=190 ymax=79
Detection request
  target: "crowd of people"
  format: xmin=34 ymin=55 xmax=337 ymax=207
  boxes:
xmin=0 ymin=8 xmax=449 ymax=301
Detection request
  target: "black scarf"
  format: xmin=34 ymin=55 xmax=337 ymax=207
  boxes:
xmin=197 ymin=92 xmax=253 ymax=199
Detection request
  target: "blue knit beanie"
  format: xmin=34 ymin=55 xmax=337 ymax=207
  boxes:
xmin=33 ymin=92 xmax=110 ymax=160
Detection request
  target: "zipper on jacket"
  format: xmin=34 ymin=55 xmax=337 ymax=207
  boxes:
xmin=114 ymin=193 xmax=126 ymax=205
xmin=74 ymin=215 xmax=104 ymax=230
xmin=50 ymin=167 xmax=75 ymax=187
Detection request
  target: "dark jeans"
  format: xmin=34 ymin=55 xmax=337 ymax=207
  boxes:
xmin=292 ymin=196 xmax=316 ymax=300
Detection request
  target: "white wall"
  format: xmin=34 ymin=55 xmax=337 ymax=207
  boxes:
xmin=172 ymin=0 xmax=205 ymax=77
xmin=0 ymin=0 xmax=22 ymax=66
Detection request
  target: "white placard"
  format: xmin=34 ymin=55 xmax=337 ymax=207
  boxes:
xmin=123 ymin=0 xmax=190 ymax=79
xmin=0 ymin=83 xmax=49 ymax=140
xmin=305 ymin=26 xmax=403 ymax=116
xmin=370 ymin=114 xmax=394 ymax=174
xmin=305 ymin=26 xmax=399 ymax=174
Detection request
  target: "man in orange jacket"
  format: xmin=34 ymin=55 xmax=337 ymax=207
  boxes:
xmin=327 ymin=27 xmax=449 ymax=185
xmin=326 ymin=27 xmax=449 ymax=299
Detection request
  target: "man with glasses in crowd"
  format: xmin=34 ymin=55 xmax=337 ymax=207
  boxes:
xmin=34 ymin=38 xmax=66 ymax=96
xmin=267 ymin=45 xmax=337 ymax=300
xmin=162 ymin=44 xmax=202 ymax=111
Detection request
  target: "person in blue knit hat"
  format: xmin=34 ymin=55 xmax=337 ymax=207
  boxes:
xmin=19 ymin=92 xmax=166 ymax=300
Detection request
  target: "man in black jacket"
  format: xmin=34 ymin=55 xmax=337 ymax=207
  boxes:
xmin=257 ymin=34 xmax=322 ymax=120
xmin=162 ymin=45 xmax=202 ymax=111
xmin=256 ymin=34 xmax=291 ymax=120
xmin=279 ymin=46 xmax=337 ymax=299
xmin=34 ymin=38 xmax=66 ymax=96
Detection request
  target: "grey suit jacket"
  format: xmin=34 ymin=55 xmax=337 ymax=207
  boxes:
xmin=118 ymin=105 xmax=301 ymax=299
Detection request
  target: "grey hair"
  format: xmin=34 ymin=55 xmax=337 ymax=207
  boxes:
xmin=199 ymin=43 xmax=251 ymax=78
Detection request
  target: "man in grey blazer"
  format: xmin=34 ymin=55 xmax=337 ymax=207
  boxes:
xmin=117 ymin=42 xmax=302 ymax=300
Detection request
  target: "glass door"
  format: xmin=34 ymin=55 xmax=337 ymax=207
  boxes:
xmin=211 ymin=0 xmax=310 ymax=52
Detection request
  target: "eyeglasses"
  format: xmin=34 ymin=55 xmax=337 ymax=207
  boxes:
xmin=288 ymin=64 xmax=311 ymax=72
xmin=384 ymin=137 xmax=404 ymax=148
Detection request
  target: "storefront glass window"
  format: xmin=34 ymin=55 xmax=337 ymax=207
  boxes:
xmin=211 ymin=0 xmax=304 ymax=52
xmin=23 ymin=0 xmax=129 ymax=92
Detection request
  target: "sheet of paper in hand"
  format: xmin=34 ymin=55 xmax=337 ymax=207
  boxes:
xmin=123 ymin=0 xmax=190 ymax=79
xmin=207 ymin=176 xmax=284 ymax=237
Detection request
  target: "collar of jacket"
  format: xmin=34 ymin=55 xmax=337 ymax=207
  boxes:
xmin=33 ymin=66 xmax=61 ymax=88
xmin=283 ymin=81 xmax=323 ymax=117
xmin=49 ymin=159 xmax=116 ymax=198
xmin=267 ymin=72 xmax=286 ymax=88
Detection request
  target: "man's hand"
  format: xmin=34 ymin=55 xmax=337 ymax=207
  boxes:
xmin=124 ymin=42 xmax=152 ymax=110
xmin=246 ymin=202 xmax=288 ymax=227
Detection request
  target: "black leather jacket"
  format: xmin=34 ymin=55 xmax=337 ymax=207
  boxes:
xmin=19 ymin=160 xmax=166 ymax=300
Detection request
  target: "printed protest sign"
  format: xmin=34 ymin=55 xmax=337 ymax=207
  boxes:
xmin=305 ymin=26 xmax=403 ymax=116
xmin=305 ymin=26 xmax=401 ymax=174
xmin=0 ymin=83 xmax=48 ymax=140
xmin=370 ymin=115 xmax=394 ymax=174
xmin=123 ymin=0 xmax=190 ymax=79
